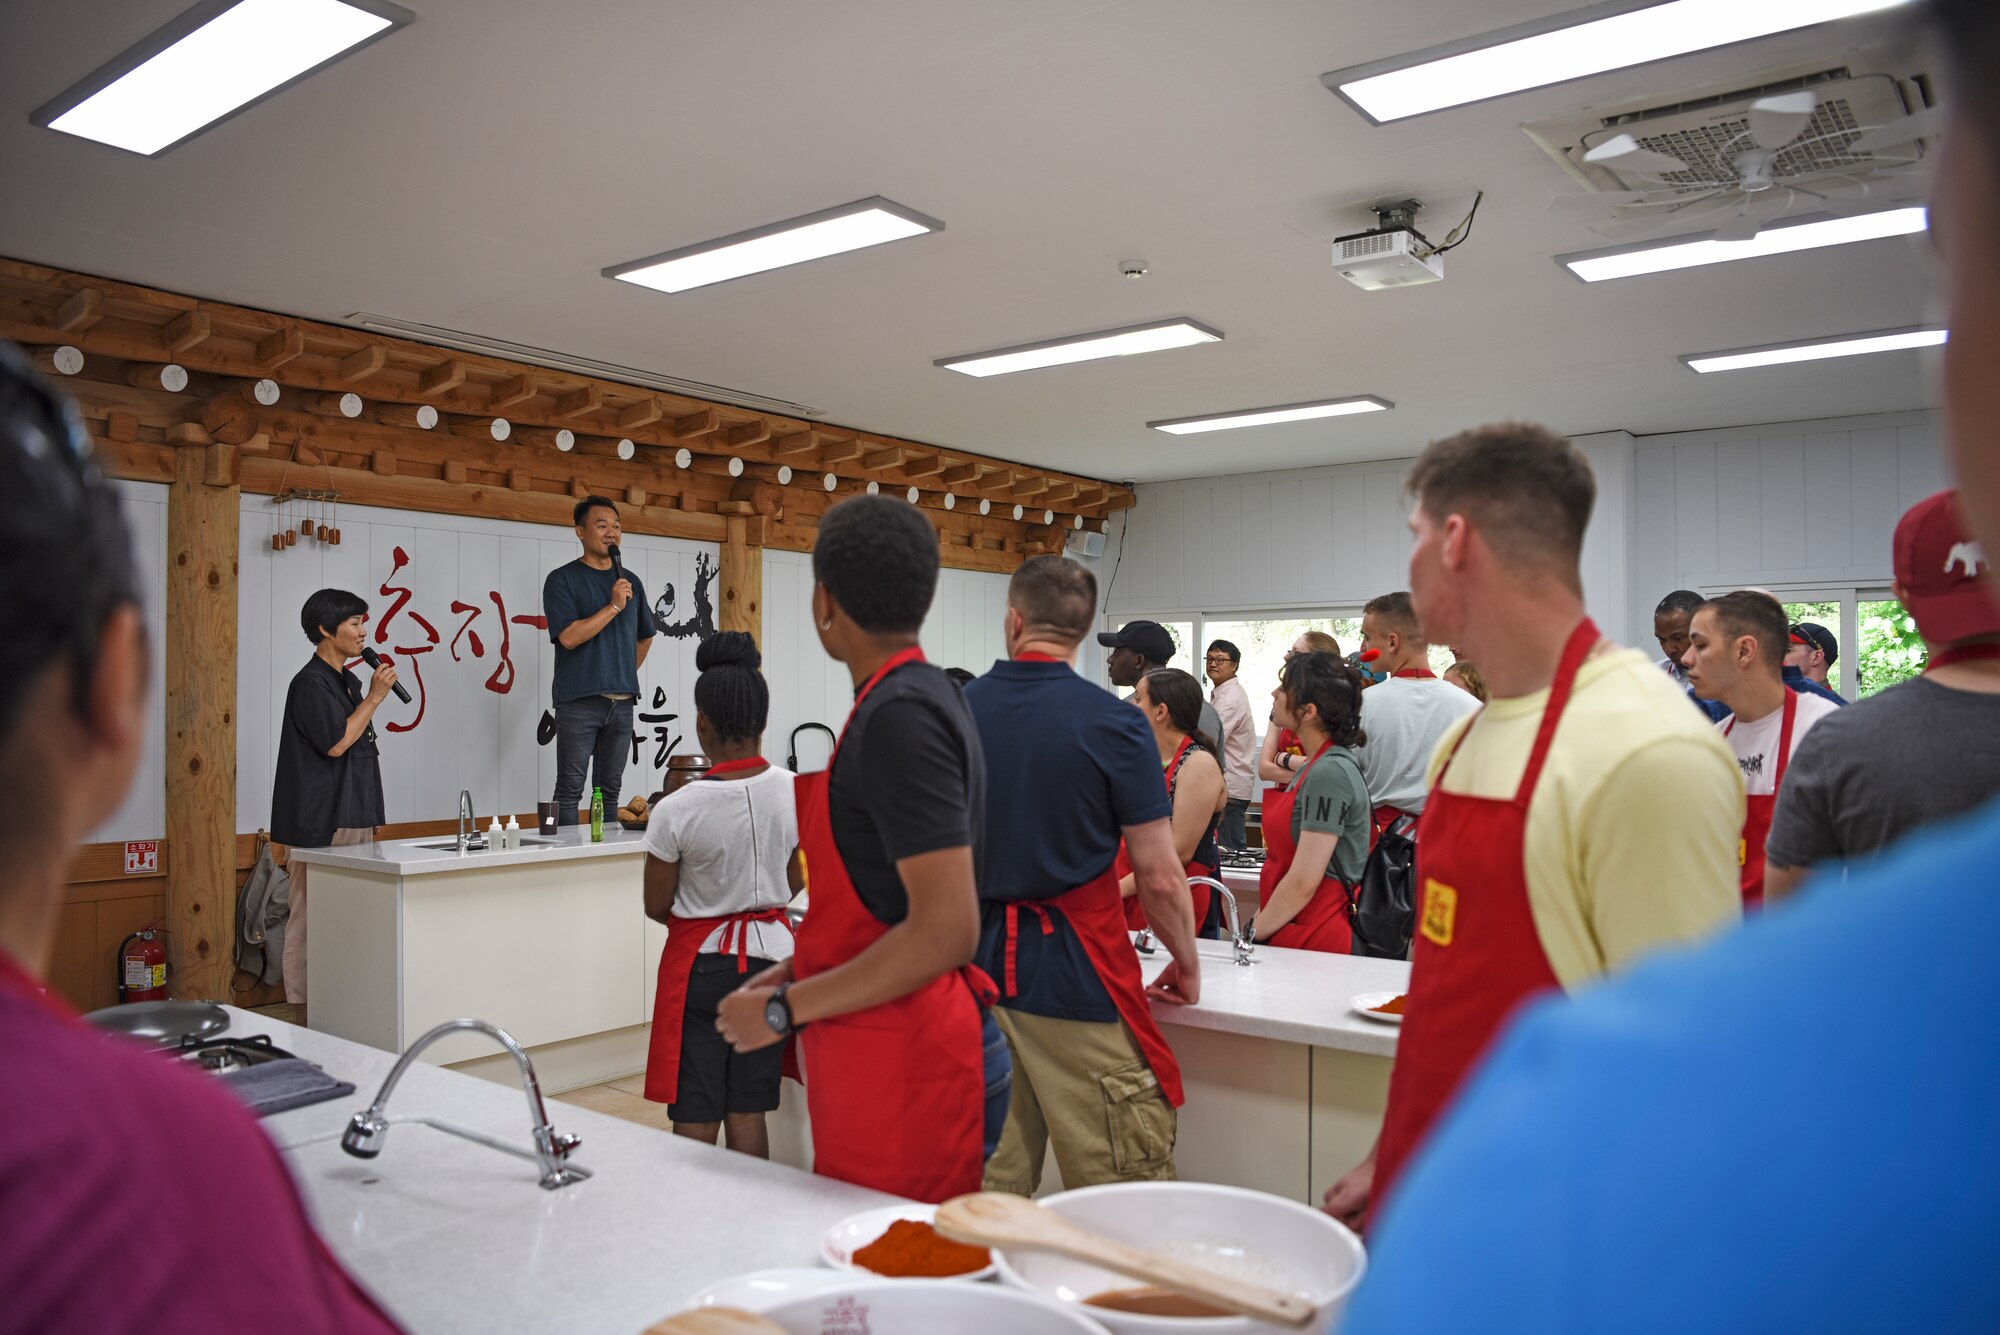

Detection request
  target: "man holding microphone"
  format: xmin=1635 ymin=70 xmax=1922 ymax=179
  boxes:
xmin=271 ymin=589 xmax=396 ymax=1029
xmin=544 ymin=495 xmax=656 ymax=824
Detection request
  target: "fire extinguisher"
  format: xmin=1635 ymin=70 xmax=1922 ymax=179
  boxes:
xmin=118 ymin=926 xmax=168 ymax=1003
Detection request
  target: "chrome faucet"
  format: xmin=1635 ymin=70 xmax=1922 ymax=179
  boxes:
xmin=341 ymin=1018 xmax=589 ymax=1190
xmin=1189 ymin=877 xmax=1257 ymax=966
xmin=457 ymin=789 xmax=482 ymax=853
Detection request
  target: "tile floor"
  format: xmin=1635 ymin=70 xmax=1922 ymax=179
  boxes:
xmin=554 ymin=1074 xmax=674 ymax=1133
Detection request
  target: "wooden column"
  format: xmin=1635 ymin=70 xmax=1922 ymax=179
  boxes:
xmin=718 ymin=515 xmax=763 ymax=643
xmin=165 ymin=442 xmax=238 ymax=999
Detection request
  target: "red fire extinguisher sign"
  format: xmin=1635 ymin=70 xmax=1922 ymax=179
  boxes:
xmin=123 ymin=841 xmax=158 ymax=874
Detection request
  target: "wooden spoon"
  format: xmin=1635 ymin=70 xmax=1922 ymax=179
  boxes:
xmin=934 ymin=1192 xmax=1317 ymax=1328
xmin=641 ymin=1307 xmax=786 ymax=1334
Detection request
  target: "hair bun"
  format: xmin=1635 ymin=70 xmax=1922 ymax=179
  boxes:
xmin=696 ymin=630 xmax=761 ymax=673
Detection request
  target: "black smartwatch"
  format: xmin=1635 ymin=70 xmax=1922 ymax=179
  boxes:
xmin=764 ymin=981 xmax=798 ymax=1036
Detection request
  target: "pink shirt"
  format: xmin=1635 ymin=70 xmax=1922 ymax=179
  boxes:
xmin=0 ymin=950 xmax=404 ymax=1335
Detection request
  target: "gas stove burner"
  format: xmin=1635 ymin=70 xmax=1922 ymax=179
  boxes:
xmin=173 ymin=1032 xmax=298 ymax=1073
xmin=1220 ymin=847 xmax=1267 ymax=870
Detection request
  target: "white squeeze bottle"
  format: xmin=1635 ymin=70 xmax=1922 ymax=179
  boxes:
xmin=504 ymin=815 xmax=521 ymax=850
xmin=488 ymin=815 xmax=504 ymax=849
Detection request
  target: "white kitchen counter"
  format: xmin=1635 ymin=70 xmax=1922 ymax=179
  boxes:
xmin=289 ymin=825 xmax=653 ymax=876
xmin=228 ymin=1008 xmax=891 ymax=1335
xmin=1153 ymin=937 xmax=1408 ymax=1057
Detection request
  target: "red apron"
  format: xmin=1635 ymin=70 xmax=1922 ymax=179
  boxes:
xmin=1118 ymin=737 xmax=1219 ymax=933
xmin=1255 ymin=741 xmax=1355 ymax=953
xmin=790 ymin=647 xmax=998 ymax=1203
xmin=1727 ymin=688 xmax=1797 ymax=909
xmin=641 ymin=758 xmax=798 ymax=1105
xmin=1370 ymin=619 xmax=1598 ymax=1222
xmin=998 ymin=863 xmax=1186 ymax=1107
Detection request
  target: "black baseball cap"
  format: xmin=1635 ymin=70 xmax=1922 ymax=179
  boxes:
xmin=1788 ymin=621 xmax=1838 ymax=665
xmin=1097 ymin=620 xmax=1176 ymax=664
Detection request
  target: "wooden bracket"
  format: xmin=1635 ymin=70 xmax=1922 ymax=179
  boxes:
xmin=617 ymin=397 xmax=664 ymax=431
xmin=674 ymin=408 xmax=719 ymax=440
xmin=489 ymin=373 xmax=537 ymax=409
xmin=773 ymin=431 xmax=821 ymax=460
xmin=1012 ymin=476 xmax=1051 ymax=499
xmin=679 ymin=490 xmax=700 ymax=512
xmin=625 ymin=485 xmax=646 ymax=506
xmin=203 ymin=443 xmax=239 ymax=487
xmin=570 ymin=477 xmax=591 ymax=499
xmin=556 ymin=386 xmax=602 ymax=419
xmin=418 ymin=360 xmax=466 ymax=396
xmin=726 ymin=419 xmax=770 ymax=449
xmin=864 ymin=445 xmax=907 ymax=471
xmin=820 ymin=436 xmax=865 ymax=465
xmin=163 ymin=310 xmax=211 ymax=354
xmin=902 ymin=453 xmax=945 ymax=479
xmin=1041 ymin=482 xmax=1079 ymax=504
xmin=104 ymin=410 xmax=138 ymax=442
xmin=373 ymin=451 xmax=397 ymax=477
xmin=56 ymin=287 xmax=104 ymax=333
xmin=509 ymin=468 xmax=532 ymax=491
xmin=442 ymin=460 xmax=468 ymax=483
xmin=255 ymin=327 xmax=306 ymax=370
xmin=165 ymin=422 xmax=212 ymax=447
xmin=941 ymin=461 xmax=985 ymax=486
xmin=339 ymin=344 xmax=387 ymax=383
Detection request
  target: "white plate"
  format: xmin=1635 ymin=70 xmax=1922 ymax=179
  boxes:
xmin=822 ymin=1203 xmax=998 ymax=1282
xmin=687 ymin=1268 xmax=850 ymax=1311
xmin=1350 ymin=991 xmax=1406 ymax=1025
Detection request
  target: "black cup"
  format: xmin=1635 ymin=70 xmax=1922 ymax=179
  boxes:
xmin=537 ymin=802 xmax=560 ymax=836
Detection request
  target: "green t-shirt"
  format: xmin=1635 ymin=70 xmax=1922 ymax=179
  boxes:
xmin=1290 ymin=746 xmax=1371 ymax=885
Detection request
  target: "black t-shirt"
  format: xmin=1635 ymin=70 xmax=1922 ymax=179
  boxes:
xmin=270 ymin=658 xmax=386 ymax=848
xmin=828 ymin=660 xmax=986 ymax=924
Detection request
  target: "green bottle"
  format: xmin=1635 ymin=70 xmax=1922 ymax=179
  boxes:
xmin=590 ymin=786 xmax=604 ymax=842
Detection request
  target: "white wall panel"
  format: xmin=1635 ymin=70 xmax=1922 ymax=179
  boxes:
xmin=84 ymin=481 xmax=168 ymax=844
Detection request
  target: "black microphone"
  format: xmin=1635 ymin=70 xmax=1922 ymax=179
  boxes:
xmin=360 ymin=646 xmax=413 ymax=704
xmin=607 ymin=541 xmax=623 ymax=581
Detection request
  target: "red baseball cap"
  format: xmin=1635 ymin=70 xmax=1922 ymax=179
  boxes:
xmin=1893 ymin=490 xmax=2000 ymax=644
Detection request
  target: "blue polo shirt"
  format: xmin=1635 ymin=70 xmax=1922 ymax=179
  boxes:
xmin=1344 ymin=798 xmax=2000 ymax=1335
xmin=963 ymin=659 xmax=1171 ymax=1022
xmin=1784 ymin=663 xmax=1847 ymax=708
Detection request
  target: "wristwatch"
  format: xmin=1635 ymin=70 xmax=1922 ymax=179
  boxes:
xmin=764 ymin=982 xmax=799 ymax=1036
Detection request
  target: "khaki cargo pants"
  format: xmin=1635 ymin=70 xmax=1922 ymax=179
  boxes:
xmin=982 ymin=1005 xmax=1177 ymax=1196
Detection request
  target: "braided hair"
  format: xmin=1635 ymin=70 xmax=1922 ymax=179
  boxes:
xmin=1278 ymin=651 xmax=1367 ymax=749
xmin=1139 ymin=667 xmax=1217 ymax=755
xmin=693 ymin=630 xmax=769 ymax=744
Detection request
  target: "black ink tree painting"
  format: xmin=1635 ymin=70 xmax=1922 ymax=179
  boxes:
xmin=654 ymin=552 xmax=718 ymax=643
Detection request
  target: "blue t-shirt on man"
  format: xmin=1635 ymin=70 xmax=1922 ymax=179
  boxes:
xmin=963 ymin=658 xmax=1170 ymax=1023
xmin=542 ymin=559 xmax=655 ymax=704
xmin=1344 ymin=796 xmax=2000 ymax=1335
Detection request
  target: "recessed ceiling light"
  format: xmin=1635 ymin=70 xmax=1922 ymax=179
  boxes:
xmin=604 ymin=197 xmax=942 ymax=294
xmin=936 ymin=319 xmax=1223 ymax=378
xmin=1559 ymin=207 xmax=1928 ymax=282
xmin=1683 ymin=326 xmax=1946 ymax=373
xmin=1322 ymin=0 xmax=1915 ymax=125
xmin=33 ymin=0 xmax=410 ymax=156
xmin=1149 ymin=395 xmax=1392 ymax=435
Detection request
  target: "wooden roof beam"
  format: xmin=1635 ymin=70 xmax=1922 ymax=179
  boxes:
xmin=618 ymin=397 xmax=664 ymax=430
xmin=674 ymin=407 xmax=719 ymax=440
xmin=555 ymin=385 xmax=603 ymax=419
xmin=864 ymin=445 xmax=907 ymax=471
xmin=727 ymin=419 xmax=770 ymax=449
xmin=163 ymin=310 xmax=211 ymax=355
xmin=256 ymin=327 xmax=306 ymax=370
xmin=339 ymin=344 xmax=387 ymax=384
xmin=418 ymin=359 xmax=467 ymax=396
xmin=56 ymin=287 xmax=104 ymax=333
xmin=489 ymin=373 xmax=538 ymax=410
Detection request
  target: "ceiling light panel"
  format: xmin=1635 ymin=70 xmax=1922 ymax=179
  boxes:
xmin=936 ymin=319 xmax=1223 ymax=378
xmin=1322 ymin=0 xmax=1916 ymax=125
xmin=1683 ymin=326 xmax=1946 ymax=372
xmin=1559 ymin=207 xmax=1927 ymax=282
xmin=605 ymin=198 xmax=942 ymax=294
xmin=34 ymin=0 xmax=410 ymax=156
xmin=1149 ymin=396 xmax=1392 ymax=435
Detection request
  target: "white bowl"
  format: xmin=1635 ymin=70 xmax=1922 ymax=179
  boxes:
xmin=822 ymin=1202 xmax=999 ymax=1281
xmin=758 ymin=1277 xmax=1112 ymax=1333
xmin=1349 ymin=991 xmax=1405 ymax=1025
xmin=687 ymin=1268 xmax=850 ymax=1310
xmin=992 ymin=1182 xmax=1365 ymax=1335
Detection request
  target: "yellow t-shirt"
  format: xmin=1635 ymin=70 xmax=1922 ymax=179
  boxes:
xmin=1424 ymin=647 xmax=1744 ymax=991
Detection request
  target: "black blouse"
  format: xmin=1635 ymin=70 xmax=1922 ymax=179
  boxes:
xmin=270 ymin=657 xmax=385 ymax=848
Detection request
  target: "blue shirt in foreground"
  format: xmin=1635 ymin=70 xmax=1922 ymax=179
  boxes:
xmin=963 ymin=658 xmax=1170 ymax=1022
xmin=1344 ymin=796 xmax=2000 ymax=1335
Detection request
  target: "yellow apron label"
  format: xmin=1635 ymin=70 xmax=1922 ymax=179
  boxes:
xmin=1421 ymin=878 xmax=1457 ymax=947
xmin=1738 ymin=837 xmax=1747 ymax=867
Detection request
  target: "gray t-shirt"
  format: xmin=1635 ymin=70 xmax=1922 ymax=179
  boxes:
xmin=1290 ymin=746 xmax=1371 ymax=885
xmin=1765 ymin=677 xmax=2000 ymax=870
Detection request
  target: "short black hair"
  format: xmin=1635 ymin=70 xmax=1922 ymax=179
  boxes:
xmin=1010 ymin=555 xmax=1097 ymax=640
xmin=1698 ymin=591 xmax=1788 ymax=670
xmin=1655 ymin=590 xmax=1705 ymax=619
xmin=1279 ymin=651 xmax=1367 ymax=748
xmin=0 ymin=342 xmax=138 ymax=741
xmin=301 ymin=588 xmax=368 ymax=645
xmin=1362 ymin=591 xmax=1421 ymax=640
xmin=812 ymin=496 xmax=940 ymax=634
xmin=573 ymin=495 xmax=618 ymax=527
xmin=1205 ymin=639 xmax=1240 ymax=663
xmin=1407 ymin=422 xmax=1594 ymax=577
xmin=694 ymin=630 xmax=769 ymax=742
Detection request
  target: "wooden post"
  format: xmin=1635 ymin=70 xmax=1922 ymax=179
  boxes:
xmin=719 ymin=515 xmax=762 ymax=643
xmin=165 ymin=443 xmax=237 ymax=1000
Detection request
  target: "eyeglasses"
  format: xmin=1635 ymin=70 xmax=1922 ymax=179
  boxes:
xmin=1204 ymin=654 xmax=1234 ymax=664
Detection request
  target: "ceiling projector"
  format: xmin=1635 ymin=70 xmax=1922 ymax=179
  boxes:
xmin=1332 ymin=198 xmax=1455 ymax=291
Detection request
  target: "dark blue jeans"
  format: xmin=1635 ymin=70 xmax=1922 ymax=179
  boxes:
xmin=1219 ymin=797 xmax=1250 ymax=850
xmin=982 ymin=1009 xmax=1013 ymax=1161
xmin=553 ymin=695 xmax=634 ymax=825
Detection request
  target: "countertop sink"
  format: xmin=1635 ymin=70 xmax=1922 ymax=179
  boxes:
xmin=409 ymin=837 xmax=557 ymax=852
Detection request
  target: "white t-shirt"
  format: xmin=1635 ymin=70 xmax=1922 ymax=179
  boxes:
xmin=642 ymin=766 xmax=798 ymax=959
xmin=1720 ymin=692 xmax=1841 ymax=796
xmin=1354 ymin=674 xmax=1483 ymax=816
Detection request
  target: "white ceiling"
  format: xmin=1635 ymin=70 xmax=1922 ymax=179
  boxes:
xmin=0 ymin=0 xmax=1946 ymax=483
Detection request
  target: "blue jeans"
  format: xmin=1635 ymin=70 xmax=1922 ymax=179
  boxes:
xmin=1220 ymin=798 xmax=1249 ymax=850
xmin=553 ymin=695 xmax=634 ymax=825
xmin=982 ymin=1009 xmax=1013 ymax=1161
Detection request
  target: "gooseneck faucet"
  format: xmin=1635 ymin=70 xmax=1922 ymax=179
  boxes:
xmin=1188 ymin=876 xmax=1256 ymax=966
xmin=341 ymin=1018 xmax=589 ymax=1190
xmin=457 ymin=789 xmax=477 ymax=853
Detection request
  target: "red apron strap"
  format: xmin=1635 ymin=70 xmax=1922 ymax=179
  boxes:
xmin=1771 ymin=686 xmax=1799 ymax=791
xmin=1512 ymin=618 xmax=1600 ymax=803
xmin=701 ymin=756 xmax=770 ymax=779
xmin=1001 ymin=901 xmax=1055 ymax=998
xmin=1928 ymin=643 xmax=2000 ymax=670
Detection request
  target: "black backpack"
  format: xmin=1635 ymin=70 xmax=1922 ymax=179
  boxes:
xmin=1350 ymin=811 xmax=1418 ymax=959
